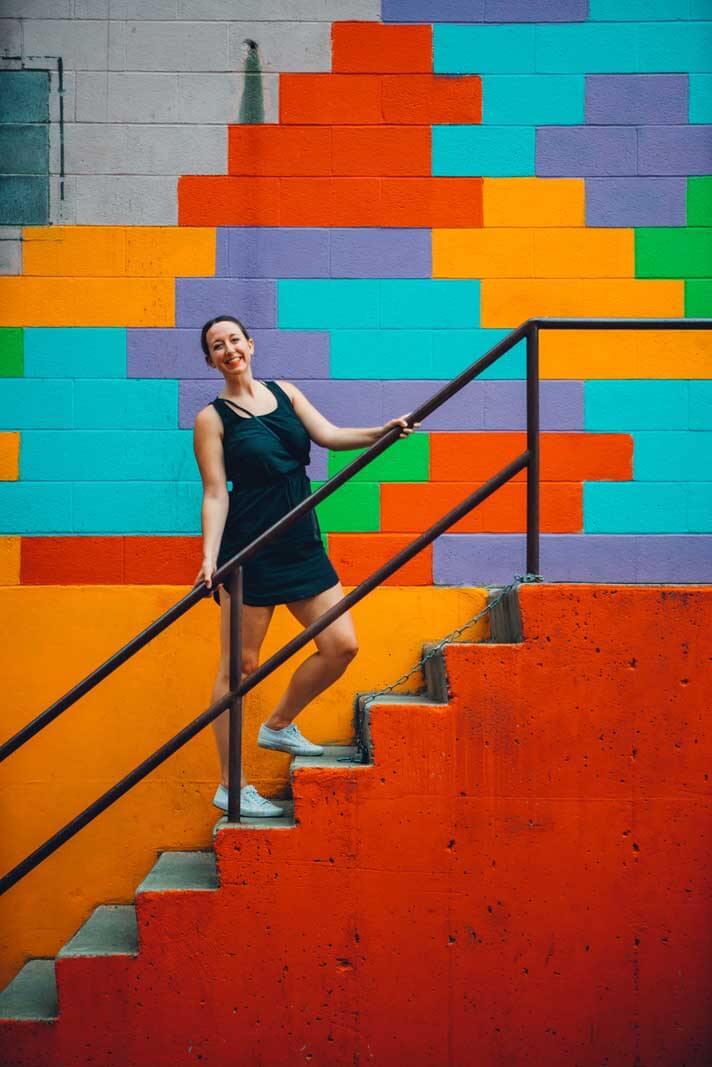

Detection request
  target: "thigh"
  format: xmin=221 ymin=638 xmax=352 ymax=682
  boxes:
xmin=218 ymin=586 xmax=274 ymax=670
xmin=286 ymin=582 xmax=357 ymax=656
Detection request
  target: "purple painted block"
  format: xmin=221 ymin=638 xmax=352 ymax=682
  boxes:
xmin=381 ymin=0 xmax=485 ymax=22
xmin=434 ymin=535 xmax=525 ymax=586
xmin=484 ymin=381 xmax=583 ymax=431
xmin=215 ymin=229 xmax=229 ymax=275
xmin=634 ymin=535 xmax=712 ymax=583
xmin=381 ymin=380 xmax=486 ymax=430
xmin=536 ymin=126 xmax=636 ymax=177
xmin=485 ymin=0 xmax=587 ymax=21
xmin=127 ymin=329 xmax=330 ymax=380
xmin=294 ymin=380 xmax=385 ymax=428
xmin=585 ymin=177 xmax=686 ymax=228
xmin=175 ymin=279 xmax=276 ymax=328
xmin=218 ymin=228 xmax=330 ymax=279
xmin=638 ymin=125 xmax=712 ymax=177
xmin=330 ymin=229 xmax=431 ymax=279
xmin=585 ymin=75 xmax=688 ymax=126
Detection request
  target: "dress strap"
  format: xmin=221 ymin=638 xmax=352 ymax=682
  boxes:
xmin=218 ymin=396 xmax=254 ymax=419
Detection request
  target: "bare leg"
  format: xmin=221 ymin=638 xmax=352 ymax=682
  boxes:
xmin=263 ymin=582 xmax=358 ymax=730
xmin=212 ymin=586 xmax=274 ymax=787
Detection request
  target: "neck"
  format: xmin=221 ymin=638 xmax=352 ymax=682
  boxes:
xmin=221 ymin=372 xmax=259 ymax=399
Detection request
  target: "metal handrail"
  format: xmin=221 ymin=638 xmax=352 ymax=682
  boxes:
xmin=1 ymin=316 xmax=710 ymax=894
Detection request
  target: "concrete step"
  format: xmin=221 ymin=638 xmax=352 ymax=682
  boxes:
xmin=137 ymin=851 xmax=218 ymax=894
xmin=292 ymin=744 xmax=362 ymax=772
xmin=0 ymin=959 xmax=57 ymax=1021
xmin=58 ymin=905 xmax=137 ymax=958
xmin=214 ymin=798 xmax=296 ymax=832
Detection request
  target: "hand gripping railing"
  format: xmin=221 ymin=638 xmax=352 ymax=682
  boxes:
xmin=1 ymin=317 xmax=710 ymax=894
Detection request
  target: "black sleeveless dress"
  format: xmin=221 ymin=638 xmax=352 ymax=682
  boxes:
xmin=212 ymin=380 xmax=339 ymax=606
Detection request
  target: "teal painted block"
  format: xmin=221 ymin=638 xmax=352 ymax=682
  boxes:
xmin=176 ymin=481 xmax=202 ymax=535
xmin=535 ymin=24 xmax=638 ymax=74
xmin=0 ymin=379 xmax=73 ymax=429
xmin=379 ymin=281 xmax=480 ymax=329
xmin=633 ymin=430 xmax=712 ymax=481
xmin=689 ymin=382 xmax=712 ymax=429
xmin=21 ymin=430 xmax=196 ymax=481
xmin=688 ymin=482 xmax=712 ymax=530
xmin=584 ymin=482 xmax=688 ymax=533
xmin=311 ymin=481 xmax=380 ymax=532
xmin=327 ymin=432 xmax=429 ymax=483
xmin=590 ymin=1 xmax=695 ymax=18
xmin=482 ymin=75 xmax=584 ymax=126
xmin=433 ymin=125 xmax=535 ymax=178
xmin=690 ymin=75 xmax=712 ymax=123
xmin=584 ymin=381 xmax=689 ymax=431
xmin=330 ymin=330 xmax=433 ymax=379
xmin=0 ymin=71 xmax=49 ymax=123
xmin=434 ymin=25 xmax=535 ymax=74
xmin=0 ymin=175 xmax=48 ymax=225
xmin=74 ymin=380 xmax=179 ymax=429
xmin=691 ymin=0 xmax=712 ymax=15
xmin=278 ymin=280 xmax=379 ymax=330
xmin=24 ymin=328 xmax=127 ymax=378
xmin=73 ymin=482 xmax=178 ymax=534
xmin=432 ymin=330 xmax=526 ymax=380
xmin=0 ymin=482 xmax=72 ymax=534
xmin=637 ymin=22 xmax=712 ymax=74
xmin=0 ymin=126 xmax=48 ymax=176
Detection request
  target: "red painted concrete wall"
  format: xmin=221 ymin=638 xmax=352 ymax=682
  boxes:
xmin=3 ymin=585 xmax=711 ymax=1066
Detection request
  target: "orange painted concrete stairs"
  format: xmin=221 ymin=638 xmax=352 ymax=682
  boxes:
xmin=1 ymin=585 xmax=710 ymax=1066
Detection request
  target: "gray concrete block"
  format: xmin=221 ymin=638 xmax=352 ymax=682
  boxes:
xmin=75 ymin=71 xmax=108 ymax=121
xmin=49 ymin=175 xmax=77 ymax=225
xmin=110 ymin=0 xmax=178 ymax=15
xmin=176 ymin=0 xmax=379 ymax=17
xmin=0 ymin=237 xmax=21 ymax=274
xmin=74 ymin=174 xmax=177 ymax=224
xmin=123 ymin=20 xmax=230 ymax=72
xmin=125 ymin=124 xmax=226 ymax=174
xmin=228 ymin=22 xmax=331 ymax=72
xmin=106 ymin=72 xmax=180 ymax=122
xmin=177 ymin=72 xmax=278 ymax=124
xmin=0 ymin=1 xmax=70 ymax=15
xmin=49 ymin=68 xmax=74 ymax=123
xmin=22 ymin=20 xmax=108 ymax=70
xmin=108 ymin=18 xmax=126 ymax=69
xmin=63 ymin=123 xmax=127 ymax=174
xmin=0 ymin=19 xmax=21 ymax=57
xmin=74 ymin=0 xmax=109 ymax=16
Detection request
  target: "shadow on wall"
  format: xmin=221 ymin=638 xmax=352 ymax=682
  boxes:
xmin=239 ymin=39 xmax=264 ymax=125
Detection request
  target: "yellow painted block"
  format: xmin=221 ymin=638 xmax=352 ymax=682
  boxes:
xmin=480 ymin=278 xmax=685 ymax=328
xmin=0 ymin=277 xmax=174 ymax=326
xmin=125 ymin=227 xmax=216 ymax=276
xmin=433 ymin=228 xmax=534 ymax=278
xmin=0 ymin=431 xmax=19 ymax=479
xmin=483 ymin=177 xmax=585 ymax=227
xmin=0 ymin=537 xmax=20 ymax=583
xmin=0 ymin=584 xmax=488 ymax=988
xmin=534 ymin=228 xmax=634 ymax=279
xmin=22 ymin=227 xmax=126 ymax=277
xmin=541 ymin=329 xmax=712 ymax=379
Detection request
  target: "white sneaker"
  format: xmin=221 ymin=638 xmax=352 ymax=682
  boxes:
xmin=257 ymin=722 xmax=324 ymax=757
xmin=212 ymin=784 xmax=284 ymax=818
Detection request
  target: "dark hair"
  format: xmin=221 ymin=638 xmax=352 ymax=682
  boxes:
xmin=200 ymin=315 xmax=251 ymax=358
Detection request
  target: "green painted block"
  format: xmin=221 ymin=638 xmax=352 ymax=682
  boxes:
xmin=310 ymin=481 xmax=380 ymax=533
xmin=636 ymin=228 xmax=712 ymax=279
xmin=0 ymin=175 xmax=48 ymax=225
xmin=327 ymin=433 xmax=429 ymax=483
xmin=0 ymin=125 xmax=48 ymax=175
xmin=685 ymin=279 xmax=712 ymax=316
xmin=687 ymin=178 xmax=712 ymax=226
xmin=0 ymin=329 xmax=22 ymax=376
xmin=0 ymin=71 xmax=49 ymax=123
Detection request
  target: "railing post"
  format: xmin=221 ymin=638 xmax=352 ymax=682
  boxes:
xmin=526 ymin=323 xmax=540 ymax=575
xmin=227 ymin=567 xmax=243 ymax=823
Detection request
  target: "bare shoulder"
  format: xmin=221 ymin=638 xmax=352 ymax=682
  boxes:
xmin=275 ymin=379 xmax=300 ymax=403
xmin=194 ymin=403 xmax=222 ymax=433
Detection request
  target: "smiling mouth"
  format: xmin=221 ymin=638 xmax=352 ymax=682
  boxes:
xmin=225 ymin=355 xmax=244 ymax=367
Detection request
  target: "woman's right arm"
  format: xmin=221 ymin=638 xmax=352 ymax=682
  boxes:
xmin=193 ymin=406 xmax=229 ymax=590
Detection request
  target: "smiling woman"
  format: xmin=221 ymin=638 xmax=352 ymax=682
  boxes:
xmin=193 ymin=314 xmax=416 ymax=819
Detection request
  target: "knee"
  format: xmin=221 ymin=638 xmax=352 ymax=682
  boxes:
xmin=241 ymin=652 xmax=259 ymax=681
xmin=331 ymin=638 xmax=359 ymax=666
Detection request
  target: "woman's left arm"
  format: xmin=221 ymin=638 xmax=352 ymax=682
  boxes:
xmin=279 ymin=381 xmax=417 ymax=450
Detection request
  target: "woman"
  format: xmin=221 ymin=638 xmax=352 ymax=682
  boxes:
xmin=193 ymin=315 xmax=414 ymax=818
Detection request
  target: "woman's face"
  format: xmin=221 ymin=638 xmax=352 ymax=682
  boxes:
xmin=205 ymin=320 xmax=254 ymax=379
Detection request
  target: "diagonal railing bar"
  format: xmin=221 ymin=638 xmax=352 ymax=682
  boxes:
xmin=0 ymin=451 xmax=529 ymax=895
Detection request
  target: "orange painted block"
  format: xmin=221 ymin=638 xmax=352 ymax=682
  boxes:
xmin=433 ymin=228 xmax=534 ymax=278
xmin=178 ymin=176 xmax=281 ymax=226
xmin=381 ymin=178 xmax=483 ymax=228
xmin=332 ymin=125 xmax=430 ymax=177
xmin=0 ymin=432 xmax=19 ymax=480
xmin=21 ymin=537 xmax=124 ymax=584
xmin=540 ymin=329 xmax=712 ymax=380
xmin=280 ymin=177 xmax=381 ymax=226
xmin=329 ymin=534 xmax=432 ymax=586
xmin=124 ymin=536 xmax=200 ymax=584
xmin=534 ymin=228 xmax=634 ymax=279
xmin=480 ymin=278 xmax=685 ymax=328
xmin=381 ymin=482 xmax=582 ymax=533
xmin=483 ymin=177 xmax=585 ymax=227
xmin=332 ymin=22 xmax=432 ymax=73
xmin=381 ymin=74 xmax=481 ymax=124
xmin=124 ymin=227 xmax=215 ymax=276
xmin=280 ymin=74 xmax=383 ymax=124
xmin=22 ymin=226 xmax=126 ymax=277
xmin=0 ymin=537 xmax=20 ymax=584
xmin=430 ymin=432 xmax=632 ymax=482
xmin=0 ymin=277 xmax=174 ymax=327
xmin=227 ymin=125 xmax=332 ymax=176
